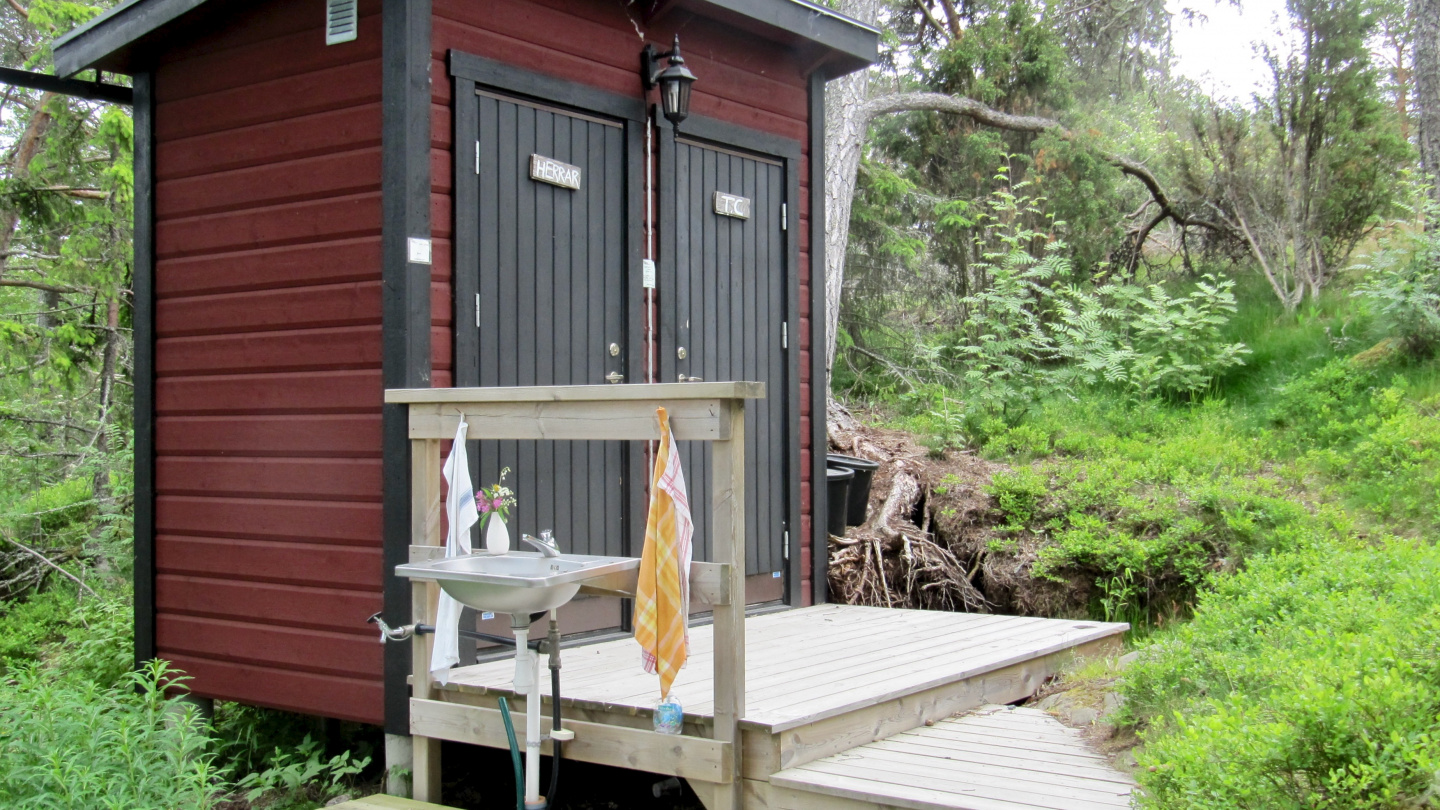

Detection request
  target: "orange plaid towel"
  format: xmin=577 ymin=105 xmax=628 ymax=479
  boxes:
xmin=633 ymin=407 xmax=694 ymax=698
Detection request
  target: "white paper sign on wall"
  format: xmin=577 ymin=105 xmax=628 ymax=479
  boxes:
xmin=407 ymin=237 xmax=432 ymax=265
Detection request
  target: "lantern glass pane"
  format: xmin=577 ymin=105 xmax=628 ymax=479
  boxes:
xmin=663 ymin=80 xmax=682 ymax=118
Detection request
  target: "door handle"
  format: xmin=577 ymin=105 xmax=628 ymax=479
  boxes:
xmin=606 ymin=371 xmax=624 ymax=383
xmin=678 ymin=374 xmax=704 ymax=382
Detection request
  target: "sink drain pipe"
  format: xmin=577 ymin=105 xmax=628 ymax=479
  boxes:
xmin=368 ymin=612 xmax=569 ymax=809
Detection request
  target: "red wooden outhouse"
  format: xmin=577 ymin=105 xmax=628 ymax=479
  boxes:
xmin=51 ymin=0 xmax=876 ymax=741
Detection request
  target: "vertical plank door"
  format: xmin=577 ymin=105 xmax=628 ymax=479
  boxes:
xmin=662 ymin=137 xmax=789 ymax=602
xmin=464 ymin=89 xmax=630 ymax=633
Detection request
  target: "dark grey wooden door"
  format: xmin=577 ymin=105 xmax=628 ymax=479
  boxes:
xmin=468 ymin=90 xmax=628 ymax=567
xmin=661 ymin=138 xmax=789 ymax=584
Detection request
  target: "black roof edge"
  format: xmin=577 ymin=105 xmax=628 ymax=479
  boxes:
xmin=685 ymin=0 xmax=878 ymax=76
xmin=53 ymin=0 xmax=208 ymax=77
xmin=53 ymin=0 xmax=876 ymax=79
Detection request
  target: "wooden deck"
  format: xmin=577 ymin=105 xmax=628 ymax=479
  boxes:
xmin=769 ymin=705 xmax=1136 ymax=810
xmin=391 ymin=386 xmax=1128 ymax=810
xmin=414 ymin=604 xmax=1126 ymax=809
xmin=441 ymin=605 xmax=1121 ymax=731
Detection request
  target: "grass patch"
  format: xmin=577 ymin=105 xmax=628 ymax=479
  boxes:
xmin=1123 ymin=537 xmax=1440 ymax=808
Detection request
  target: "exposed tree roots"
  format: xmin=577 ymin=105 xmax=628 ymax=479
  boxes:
xmin=826 ymin=403 xmax=1092 ymax=617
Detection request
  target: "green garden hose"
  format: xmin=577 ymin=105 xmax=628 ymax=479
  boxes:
xmin=498 ymin=696 xmax=524 ymax=810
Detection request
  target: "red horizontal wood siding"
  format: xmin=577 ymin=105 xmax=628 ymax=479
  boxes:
xmin=150 ymin=0 xmax=387 ymax=723
xmin=430 ymin=0 xmax=817 ymax=604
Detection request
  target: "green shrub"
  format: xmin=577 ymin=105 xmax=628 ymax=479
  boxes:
xmin=0 ymin=660 xmax=223 ymax=809
xmin=1354 ymin=197 xmax=1440 ymax=357
xmin=1124 ymin=537 xmax=1440 ymax=808
xmin=1270 ymin=359 xmax=1440 ymax=528
xmin=977 ymin=396 xmax=1320 ymax=624
xmin=0 ymin=584 xmax=131 ymax=684
xmin=233 ymin=735 xmax=370 ymax=809
xmin=1050 ymin=274 xmax=1250 ymax=398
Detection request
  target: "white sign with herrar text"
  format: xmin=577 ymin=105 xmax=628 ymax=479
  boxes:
xmin=529 ymin=154 xmax=581 ymax=190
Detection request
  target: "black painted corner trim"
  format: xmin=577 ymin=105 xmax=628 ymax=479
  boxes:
xmin=132 ymin=70 xmax=156 ymax=668
xmin=807 ymin=72 xmax=828 ymax=603
xmin=381 ymin=0 xmax=433 ymax=738
xmin=448 ymin=50 xmax=647 ymax=124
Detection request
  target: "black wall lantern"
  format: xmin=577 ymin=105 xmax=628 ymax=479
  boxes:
xmin=641 ymin=35 xmax=697 ymax=133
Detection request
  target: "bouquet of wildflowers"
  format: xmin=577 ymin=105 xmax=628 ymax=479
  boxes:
xmin=476 ymin=467 xmax=516 ymax=527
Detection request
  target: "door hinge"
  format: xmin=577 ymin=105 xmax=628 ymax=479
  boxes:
xmin=781 ymin=203 xmax=788 ymax=231
xmin=782 ymin=321 xmax=788 ymax=349
xmin=475 ymin=140 xmax=480 ymax=175
xmin=783 ymin=530 xmax=790 ymax=560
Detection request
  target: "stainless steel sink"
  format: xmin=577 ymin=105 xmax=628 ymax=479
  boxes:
xmin=395 ymin=551 xmax=640 ymax=615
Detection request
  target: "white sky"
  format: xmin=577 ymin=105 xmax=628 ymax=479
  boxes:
xmin=1167 ymin=0 xmax=1293 ymax=101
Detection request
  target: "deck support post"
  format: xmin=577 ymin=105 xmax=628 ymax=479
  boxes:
xmin=710 ymin=400 xmax=747 ymax=810
xmin=384 ymin=733 xmax=414 ymax=796
xmin=410 ymin=438 xmax=443 ymax=801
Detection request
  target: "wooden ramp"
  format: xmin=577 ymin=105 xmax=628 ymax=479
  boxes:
xmin=769 ymin=705 xmax=1136 ymax=810
xmin=419 ymin=604 xmax=1126 ymax=808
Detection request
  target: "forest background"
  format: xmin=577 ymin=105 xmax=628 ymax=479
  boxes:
xmin=1 ymin=0 xmax=1438 ymax=807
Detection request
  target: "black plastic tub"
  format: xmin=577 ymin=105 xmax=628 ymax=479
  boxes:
xmin=825 ymin=466 xmax=854 ymax=537
xmin=827 ymin=453 xmax=879 ymax=526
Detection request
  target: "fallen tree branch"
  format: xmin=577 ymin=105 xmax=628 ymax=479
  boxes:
xmin=856 ymin=91 xmax=1228 ymax=272
xmin=1 ymin=533 xmax=98 ymax=598
xmin=0 ymin=278 xmax=81 ymax=293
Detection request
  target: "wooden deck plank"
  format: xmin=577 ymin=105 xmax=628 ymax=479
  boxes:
xmin=770 ymin=707 xmax=1136 ymax=810
xmin=550 ymin=606 xmax=969 ymax=694
xmin=760 ymin=621 xmax=1109 ymax=720
xmin=868 ymin=737 xmax=1135 ymax=783
xmin=791 ymin=758 xmax=1132 ymax=807
xmin=588 ymin=614 xmax=1042 ymax=712
xmin=871 ymin=730 xmax=1117 ymax=765
xmin=771 ymin=706 xmax=1128 ymax=807
xmin=843 ymin=742 xmax=1135 ymax=789
xmin=327 ymin=795 xmax=454 ymax=809
xmin=438 ymin=606 xmax=1125 ymax=735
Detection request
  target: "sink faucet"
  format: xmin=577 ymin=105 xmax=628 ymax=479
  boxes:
xmin=521 ymin=530 xmax=561 ymax=558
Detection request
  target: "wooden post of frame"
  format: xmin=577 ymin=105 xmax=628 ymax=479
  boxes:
xmin=709 ymin=399 xmax=747 ymax=810
xmin=411 ymin=438 xmax=443 ymax=802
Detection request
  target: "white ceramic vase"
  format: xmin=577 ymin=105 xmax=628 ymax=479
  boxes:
xmin=485 ymin=514 xmax=510 ymax=554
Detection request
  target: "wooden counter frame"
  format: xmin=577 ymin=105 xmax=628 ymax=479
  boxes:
xmin=386 ymin=382 xmax=763 ymax=809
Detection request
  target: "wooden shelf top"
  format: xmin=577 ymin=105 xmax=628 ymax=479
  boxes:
xmin=385 ymin=381 xmax=765 ymax=404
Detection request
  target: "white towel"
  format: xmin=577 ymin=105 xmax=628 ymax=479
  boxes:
xmin=431 ymin=420 xmax=479 ymax=685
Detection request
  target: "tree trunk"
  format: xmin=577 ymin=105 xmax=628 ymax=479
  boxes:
xmin=823 ymin=0 xmax=883 ymax=386
xmin=0 ymin=91 xmax=55 ymax=278
xmin=1416 ymin=0 xmax=1440 ymax=204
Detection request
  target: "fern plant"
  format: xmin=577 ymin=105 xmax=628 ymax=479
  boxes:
xmin=1354 ymin=196 xmax=1440 ymax=357
xmin=1051 ymin=274 xmax=1250 ymax=398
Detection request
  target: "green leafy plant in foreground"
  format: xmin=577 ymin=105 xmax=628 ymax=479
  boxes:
xmin=0 ymin=660 xmax=222 ymax=810
xmin=1123 ymin=537 xmax=1440 ymax=808
xmin=235 ymin=735 xmax=371 ymax=809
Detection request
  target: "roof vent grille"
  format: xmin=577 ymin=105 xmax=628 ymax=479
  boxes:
xmin=326 ymin=0 xmax=358 ymax=45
